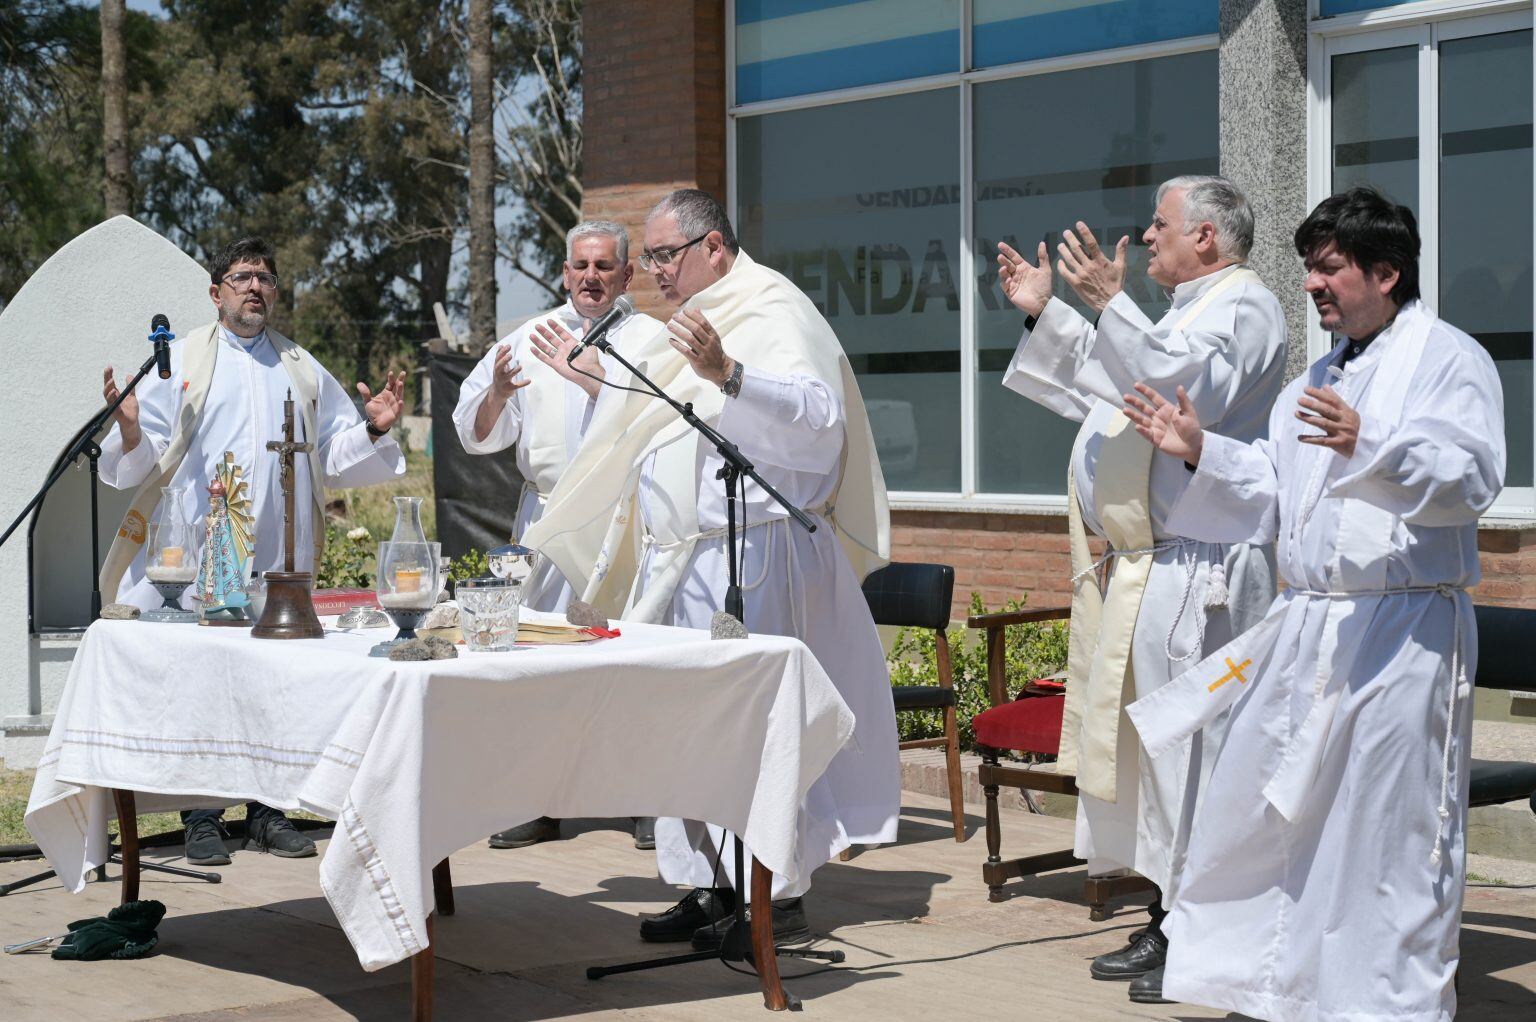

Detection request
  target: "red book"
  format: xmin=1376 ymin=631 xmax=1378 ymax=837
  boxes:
xmin=311 ymin=588 xmax=380 ymax=616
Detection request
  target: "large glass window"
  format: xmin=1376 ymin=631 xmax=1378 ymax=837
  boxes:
xmin=1440 ymin=30 xmax=1533 ymax=488
xmin=1331 ymin=46 xmax=1418 ymax=213
xmin=737 ymin=89 xmax=963 ymax=491
xmin=971 ymin=0 xmax=1216 ymax=69
xmin=735 ymin=0 xmax=961 ymax=104
xmin=973 ymin=50 xmax=1219 ymax=493
xmin=1321 ymin=1 xmax=1419 ymax=15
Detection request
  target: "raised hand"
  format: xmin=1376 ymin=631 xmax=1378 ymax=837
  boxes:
xmin=486 ymin=343 xmax=530 ymax=403
xmin=997 ymin=240 xmax=1053 ymax=318
xmin=1057 ymin=221 xmax=1128 ymax=313
xmin=667 ymin=308 xmax=733 ymax=387
xmin=530 ymin=318 xmax=604 ymax=399
xmin=1296 ymin=385 xmax=1361 ymax=458
xmin=1123 ymin=382 xmax=1205 ymax=466
xmin=356 ymin=370 xmax=406 ymax=436
xmin=103 ymin=365 xmax=142 ymax=450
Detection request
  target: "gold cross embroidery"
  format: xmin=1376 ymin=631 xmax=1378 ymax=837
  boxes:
xmin=1208 ymin=656 xmax=1253 ymax=694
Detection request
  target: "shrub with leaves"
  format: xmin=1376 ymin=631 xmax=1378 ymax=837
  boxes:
xmin=317 ymin=524 xmax=374 ymax=589
xmin=445 ymin=548 xmax=489 ymax=585
xmin=887 ymin=592 xmax=1069 ymax=750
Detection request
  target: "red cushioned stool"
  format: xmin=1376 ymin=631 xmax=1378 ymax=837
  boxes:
xmin=968 ymin=606 xmax=1155 ymax=920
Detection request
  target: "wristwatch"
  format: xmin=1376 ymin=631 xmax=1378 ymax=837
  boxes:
xmin=721 ymin=360 xmax=745 ymax=398
xmin=365 ymin=416 xmax=390 ymax=438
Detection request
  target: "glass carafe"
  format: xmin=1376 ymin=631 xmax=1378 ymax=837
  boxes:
xmin=390 ymin=496 xmax=428 ymax=546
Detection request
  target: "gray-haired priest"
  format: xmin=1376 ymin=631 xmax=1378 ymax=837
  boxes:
xmin=522 ymin=189 xmax=899 ymax=951
xmin=995 ymin=176 xmax=1286 ymax=1002
xmin=453 ymin=219 xmax=661 ymax=852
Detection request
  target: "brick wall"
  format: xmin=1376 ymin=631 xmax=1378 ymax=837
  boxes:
xmin=893 ymin=508 xmax=1536 ymax=622
xmin=582 ymin=0 xmax=726 ymax=321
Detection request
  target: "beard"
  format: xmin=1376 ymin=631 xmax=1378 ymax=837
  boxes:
xmin=220 ymin=295 xmax=267 ymax=334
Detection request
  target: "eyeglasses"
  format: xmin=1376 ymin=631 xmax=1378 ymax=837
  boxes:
xmin=218 ymin=270 xmax=279 ymax=290
xmin=638 ymin=234 xmax=709 ymax=271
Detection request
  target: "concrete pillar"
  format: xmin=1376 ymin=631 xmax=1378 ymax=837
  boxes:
xmin=582 ymin=0 xmax=727 ymax=321
xmin=1220 ymin=0 xmax=1311 ymax=379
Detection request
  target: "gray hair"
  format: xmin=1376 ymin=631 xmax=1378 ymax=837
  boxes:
xmin=646 ymin=188 xmax=739 ymax=254
xmin=1155 ymin=175 xmax=1254 ymax=262
xmin=566 ymin=220 xmax=629 ymax=264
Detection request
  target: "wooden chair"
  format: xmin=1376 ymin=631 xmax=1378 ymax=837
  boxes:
xmin=967 ymin=604 xmax=1153 ymax=919
xmin=863 ymin=562 xmax=967 ymax=842
xmin=1465 ymin=606 xmax=1536 ymax=812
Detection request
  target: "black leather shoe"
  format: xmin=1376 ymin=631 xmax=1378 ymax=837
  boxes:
xmin=690 ymin=897 xmax=812 ymax=952
xmin=1089 ymin=929 xmax=1167 ymax=980
xmin=184 ymin=816 xmax=231 ymax=866
xmin=244 ymin=812 xmax=317 ymax=858
xmin=632 ymin=817 xmax=656 ymax=850
xmin=639 ymin=888 xmax=734 ymax=943
xmin=489 ymin=817 xmax=561 ymax=849
xmin=1129 ymin=965 xmax=1172 ymax=1003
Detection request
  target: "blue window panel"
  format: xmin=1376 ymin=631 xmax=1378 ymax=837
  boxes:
xmin=972 ymin=1 xmax=1216 ymax=69
xmin=737 ymin=30 xmax=960 ymax=104
xmin=1319 ymin=0 xmax=1419 ymax=15
xmin=735 ymin=0 xmax=961 ymax=104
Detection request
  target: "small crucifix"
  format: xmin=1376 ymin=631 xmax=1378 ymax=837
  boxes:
xmin=266 ymin=389 xmax=314 ymax=573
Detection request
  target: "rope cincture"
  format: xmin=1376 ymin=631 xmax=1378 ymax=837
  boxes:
xmin=1289 ymin=583 xmax=1468 ymax=868
xmin=1071 ymin=538 xmax=1229 ymax=664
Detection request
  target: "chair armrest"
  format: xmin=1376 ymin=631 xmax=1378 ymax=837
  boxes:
xmin=966 ymin=606 xmax=1071 ymax=629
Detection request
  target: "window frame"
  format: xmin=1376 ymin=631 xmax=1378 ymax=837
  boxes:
xmin=1308 ymin=1 xmax=1536 ymax=516
xmin=727 ymin=0 xmax=1219 ymax=509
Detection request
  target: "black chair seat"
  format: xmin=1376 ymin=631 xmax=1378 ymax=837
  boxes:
xmin=892 ymin=685 xmax=956 ymax=711
xmin=1468 ymin=758 xmax=1536 ymax=808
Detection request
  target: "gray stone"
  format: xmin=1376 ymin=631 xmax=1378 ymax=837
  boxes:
xmin=565 ymin=600 xmax=609 ymax=629
xmin=423 ymin=635 xmax=459 ymax=660
xmin=99 ymin=603 xmax=141 ymax=620
xmin=387 ymin=639 xmax=433 ymax=662
xmin=709 ymin=611 xmax=748 ymax=640
xmin=420 ymin=602 xmax=459 ymax=630
xmin=1220 ymin=0 xmax=1310 ymax=381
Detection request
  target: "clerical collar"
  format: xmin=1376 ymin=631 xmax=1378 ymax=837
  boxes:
xmin=219 ymin=324 xmax=267 ymax=349
xmin=1169 ymin=263 xmax=1241 ymax=305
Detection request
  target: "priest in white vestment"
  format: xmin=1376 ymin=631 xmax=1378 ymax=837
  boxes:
xmin=522 ymin=189 xmax=898 ymax=950
xmin=1124 ymin=187 xmax=1505 ymax=1021
xmin=997 ymin=176 xmax=1286 ymax=995
xmin=97 ymin=236 xmax=406 ymax=866
xmin=453 ymin=219 xmax=662 ymax=852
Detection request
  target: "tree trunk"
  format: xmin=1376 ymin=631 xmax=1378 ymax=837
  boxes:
xmin=100 ymin=0 xmax=131 ymax=217
xmin=467 ymin=0 xmax=497 ymax=355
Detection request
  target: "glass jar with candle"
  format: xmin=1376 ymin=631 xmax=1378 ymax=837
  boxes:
xmin=143 ymin=486 xmax=200 ymax=622
xmin=370 ymin=540 xmax=441 ymax=655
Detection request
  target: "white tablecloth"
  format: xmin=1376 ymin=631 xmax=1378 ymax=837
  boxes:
xmin=25 ymin=613 xmax=855 ymax=971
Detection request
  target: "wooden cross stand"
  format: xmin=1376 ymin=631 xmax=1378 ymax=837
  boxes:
xmin=252 ymin=389 xmax=324 ymax=639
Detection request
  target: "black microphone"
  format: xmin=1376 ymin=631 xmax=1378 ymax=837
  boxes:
xmin=148 ymin=313 xmax=175 ymax=379
xmin=566 ymin=295 xmax=634 ymax=364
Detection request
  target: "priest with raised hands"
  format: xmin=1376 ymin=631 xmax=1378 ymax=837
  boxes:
xmin=453 ymin=219 xmax=662 ymax=853
xmin=996 ymin=175 xmax=1286 ymax=1001
xmin=1122 ymin=186 xmax=1505 ymax=1022
xmin=98 ymin=235 xmax=406 ymax=867
xmin=521 ymin=188 xmax=899 ymax=951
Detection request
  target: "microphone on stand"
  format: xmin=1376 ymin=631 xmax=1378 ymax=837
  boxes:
xmin=148 ymin=313 xmax=175 ymax=379
xmin=566 ymin=295 xmax=634 ymax=364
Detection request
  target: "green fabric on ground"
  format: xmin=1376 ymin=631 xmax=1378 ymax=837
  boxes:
xmin=52 ymin=900 xmax=166 ymax=961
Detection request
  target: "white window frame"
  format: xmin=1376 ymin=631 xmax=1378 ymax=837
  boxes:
xmin=1309 ymin=0 xmax=1536 ymax=516
xmin=726 ymin=0 xmax=1218 ymax=509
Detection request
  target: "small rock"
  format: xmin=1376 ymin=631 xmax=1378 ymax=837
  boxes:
xmin=388 ymin=639 xmax=434 ymax=661
xmin=420 ymin=602 xmax=459 ymax=630
xmin=710 ymin=611 xmax=748 ymax=640
xmin=566 ymin=599 xmax=609 ymax=629
xmin=100 ymin=603 xmax=141 ymax=620
xmin=423 ymin=635 xmax=459 ymax=660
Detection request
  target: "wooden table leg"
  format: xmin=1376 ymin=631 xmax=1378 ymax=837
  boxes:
xmin=432 ymin=858 xmax=455 ymax=917
xmin=111 ymin=789 xmax=140 ymax=905
xmin=750 ymin=857 xmax=788 ymax=1011
xmin=411 ymin=912 xmax=435 ymax=1022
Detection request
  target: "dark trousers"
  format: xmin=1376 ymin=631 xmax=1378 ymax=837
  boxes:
xmin=181 ymin=803 xmax=283 ymax=828
xmin=1147 ymin=886 xmax=1167 ymax=937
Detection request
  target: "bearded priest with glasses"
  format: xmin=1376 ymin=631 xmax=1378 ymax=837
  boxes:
xmin=96 ymin=235 xmax=407 ymax=867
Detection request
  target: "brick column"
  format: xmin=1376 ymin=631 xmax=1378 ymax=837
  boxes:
xmin=582 ymin=0 xmax=727 ymax=320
